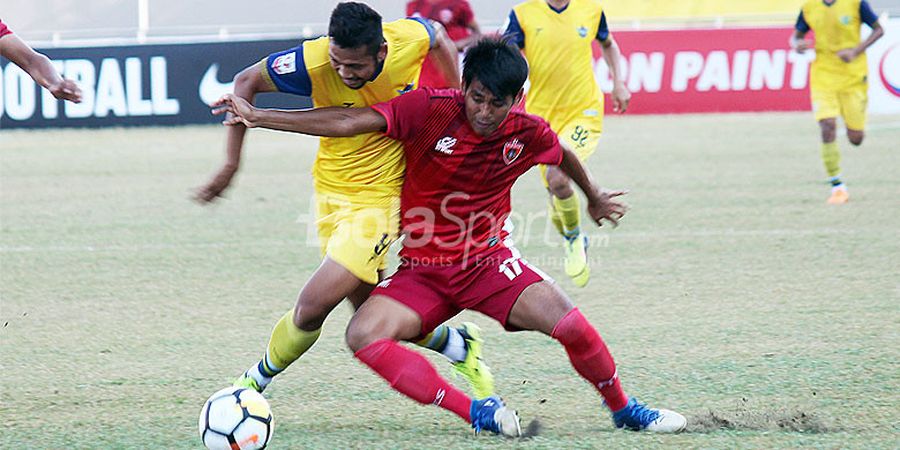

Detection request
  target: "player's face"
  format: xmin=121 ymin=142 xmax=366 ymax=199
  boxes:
xmin=463 ymin=79 xmax=519 ymax=137
xmin=328 ymin=42 xmax=387 ymax=90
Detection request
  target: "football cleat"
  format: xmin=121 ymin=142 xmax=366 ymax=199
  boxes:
xmin=452 ymin=323 xmax=495 ymax=399
xmin=470 ymin=396 xmax=521 ymax=437
xmin=564 ymin=234 xmax=590 ymax=288
xmin=612 ymin=398 xmax=686 ymax=433
xmin=827 ymin=186 xmax=849 ymax=204
xmin=233 ymin=372 xmax=264 ymax=393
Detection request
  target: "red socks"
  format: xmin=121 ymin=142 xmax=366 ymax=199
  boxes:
xmin=551 ymin=308 xmax=629 ymax=411
xmin=355 ymin=309 xmax=628 ymax=419
xmin=355 ymin=339 xmax=472 ymax=422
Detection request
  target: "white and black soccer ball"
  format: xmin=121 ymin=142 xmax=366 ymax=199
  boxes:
xmin=199 ymin=386 xmax=274 ymax=450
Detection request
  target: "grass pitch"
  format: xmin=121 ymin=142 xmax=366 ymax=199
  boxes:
xmin=2 ymin=113 xmax=899 ymax=449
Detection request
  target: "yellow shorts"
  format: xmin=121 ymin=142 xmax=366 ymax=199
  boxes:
xmin=315 ymin=192 xmax=400 ymax=285
xmin=811 ymin=83 xmax=868 ymax=131
xmin=540 ymin=116 xmax=603 ymax=186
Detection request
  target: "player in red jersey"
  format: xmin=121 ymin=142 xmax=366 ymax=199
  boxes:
xmin=212 ymin=38 xmax=686 ymax=436
xmin=407 ymin=0 xmax=480 ymax=87
xmin=0 ymin=19 xmax=82 ymax=103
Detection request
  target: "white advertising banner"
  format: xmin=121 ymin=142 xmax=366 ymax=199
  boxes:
xmin=867 ymin=17 xmax=900 ymax=115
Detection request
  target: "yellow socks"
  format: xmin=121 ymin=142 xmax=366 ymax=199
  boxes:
xmin=821 ymin=141 xmax=841 ymax=179
xmin=553 ymin=194 xmax=582 ymax=239
xmin=417 ymin=325 xmax=448 ymax=349
xmin=417 ymin=324 xmax=467 ymax=362
xmin=263 ymin=310 xmax=321 ymax=375
xmin=548 ymin=198 xmax=565 ymax=236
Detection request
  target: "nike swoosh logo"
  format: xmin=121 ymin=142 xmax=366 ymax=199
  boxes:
xmin=199 ymin=64 xmax=235 ymax=105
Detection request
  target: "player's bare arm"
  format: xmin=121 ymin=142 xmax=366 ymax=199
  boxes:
xmin=837 ymin=21 xmax=884 ymax=62
xmin=195 ymin=61 xmax=276 ymax=203
xmin=790 ymin=29 xmax=812 ymax=53
xmin=212 ymin=93 xmax=387 ymax=138
xmin=557 ymin=147 xmax=627 ymax=227
xmin=453 ymin=18 xmax=482 ymax=51
xmin=428 ymin=21 xmax=461 ymax=88
xmin=600 ymin=34 xmax=630 ymax=113
xmin=0 ymin=33 xmax=82 ymax=103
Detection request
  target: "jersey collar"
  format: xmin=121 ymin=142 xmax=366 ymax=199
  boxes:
xmin=546 ymin=1 xmax=570 ymax=14
xmin=368 ymin=43 xmax=387 ymax=82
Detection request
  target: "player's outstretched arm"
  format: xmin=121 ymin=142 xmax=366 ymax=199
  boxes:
xmin=837 ymin=21 xmax=884 ymax=62
xmin=0 ymin=34 xmax=82 ymax=102
xmin=600 ymin=35 xmax=630 ymax=113
xmin=557 ymin=147 xmax=627 ymax=227
xmin=212 ymin=94 xmax=387 ymax=137
xmin=453 ymin=10 xmax=482 ymax=51
xmin=790 ymin=10 xmax=816 ymax=54
xmin=428 ymin=21 xmax=461 ymax=88
xmin=194 ymin=62 xmax=275 ymax=203
xmin=790 ymin=29 xmax=812 ymax=53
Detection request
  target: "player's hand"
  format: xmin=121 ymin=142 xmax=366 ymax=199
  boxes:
xmin=793 ymin=39 xmax=812 ymax=53
xmin=836 ymin=48 xmax=859 ymax=63
xmin=611 ymin=83 xmax=631 ymax=113
xmin=49 ymin=78 xmax=82 ymax=103
xmin=211 ymin=94 xmax=258 ymax=127
xmin=586 ymin=189 xmax=628 ymax=227
xmin=193 ymin=164 xmax=238 ymax=204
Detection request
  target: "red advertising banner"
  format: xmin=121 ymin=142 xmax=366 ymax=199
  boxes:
xmin=593 ymin=26 xmax=813 ymax=114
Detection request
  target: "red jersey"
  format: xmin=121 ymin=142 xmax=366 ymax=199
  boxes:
xmin=406 ymin=0 xmax=475 ymax=88
xmin=0 ymin=19 xmax=12 ymax=38
xmin=372 ymin=88 xmax=563 ymax=264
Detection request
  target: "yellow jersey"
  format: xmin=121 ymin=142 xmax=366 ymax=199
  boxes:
xmin=262 ymin=19 xmax=434 ymax=201
xmin=796 ymin=0 xmax=880 ymax=91
xmin=505 ymin=0 xmax=607 ymax=129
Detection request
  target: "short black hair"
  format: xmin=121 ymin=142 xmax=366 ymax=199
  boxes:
xmin=328 ymin=2 xmax=384 ymax=56
xmin=462 ymin=38 xmax=529 ymax=101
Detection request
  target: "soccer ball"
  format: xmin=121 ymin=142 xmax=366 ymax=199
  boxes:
xmin=199 ymin=386 xmax=274 ymax=450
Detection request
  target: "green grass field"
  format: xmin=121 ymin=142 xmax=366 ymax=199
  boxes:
xmin=2 ymin=113 xmax=899 ymax=449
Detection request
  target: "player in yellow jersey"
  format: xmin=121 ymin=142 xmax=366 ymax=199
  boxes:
xmin=791 ymin=0 xmax=884 ymax=204
xmin=504 ymin=0 xmax=630 ymax=287
xmin=194 ymin=2 xmax=493 ymax=398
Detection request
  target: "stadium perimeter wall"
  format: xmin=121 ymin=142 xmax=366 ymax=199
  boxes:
xmin=601 ymin=0 xmax=805 ymax=20
xmin=0 ymin=39 xmax=311 ymax=128
xmin=2 ymin=20 xmax=898 ymax=129
xmin=592 ymin=21 xmax=900 ymax=115
xmin=1 ymin=0 xmax=815 ymax=42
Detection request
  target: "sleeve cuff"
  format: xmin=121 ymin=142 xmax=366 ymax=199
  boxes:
xmin=407 ymin=17 xmax=437 ymax=48
xmin=371 ymin=104 xmax=394 ymax=138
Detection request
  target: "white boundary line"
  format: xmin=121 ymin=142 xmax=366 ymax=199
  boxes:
xmin=0 ymin=227 xmax=860 ymax=254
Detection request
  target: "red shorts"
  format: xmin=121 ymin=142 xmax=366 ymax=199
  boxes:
xmin=371 ymin=246 xmax=552 ymax=338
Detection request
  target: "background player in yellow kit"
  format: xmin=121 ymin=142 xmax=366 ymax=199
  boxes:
xmin=791 ymin=0 xmax=884 ymax=204
xmin=503 ymin=0 xmax=630 ymax=287
xmin=195 ymin=2 xmax=493 ymax=398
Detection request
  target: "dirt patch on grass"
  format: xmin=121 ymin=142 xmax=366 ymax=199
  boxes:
xmin=687 ymin=399 xmax=834 ymax=433
xmin=520 ymin=418 xmax=544 ymax=438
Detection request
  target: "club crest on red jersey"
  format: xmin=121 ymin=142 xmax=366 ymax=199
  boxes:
xmin=502 ymin=139 xmax=524 ymax=165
